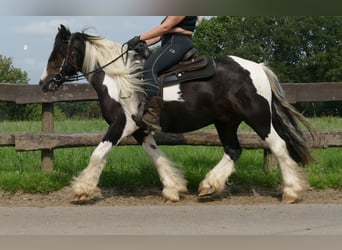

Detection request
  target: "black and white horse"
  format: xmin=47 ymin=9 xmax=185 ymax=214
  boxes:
xmin=40 ymin=25 xmax=313 ymax=203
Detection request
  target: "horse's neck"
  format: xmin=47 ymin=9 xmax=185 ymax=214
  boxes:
xmin=84 ymin=42 xmax=143 ymax=115
xmin=96 ymin=74 xmax=140 ymax=115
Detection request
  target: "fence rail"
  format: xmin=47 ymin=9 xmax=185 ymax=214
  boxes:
xmin=1 ymin=82 xmax=341 ymax=171
xmin=1 ymin=130 xmax=342 ymax=151
xmin=1 ymin=82 xmax=342 ymax=104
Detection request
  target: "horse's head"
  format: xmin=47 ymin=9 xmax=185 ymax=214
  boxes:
xmin=39 ymin=24 xmax=85 ymax=92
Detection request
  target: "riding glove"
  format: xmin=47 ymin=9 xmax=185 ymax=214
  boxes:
xmin=126 ymin=36 xmax=141 ymax=50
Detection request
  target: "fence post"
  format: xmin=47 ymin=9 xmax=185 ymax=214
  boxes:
xmin=41 ymin=103 xmax=54 ymax=172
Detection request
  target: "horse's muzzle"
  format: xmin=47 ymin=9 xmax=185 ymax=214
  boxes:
xmin=40 ymin=74 xmax=66 ymax=93
xmin=39 ymin=79 xmax=58 ymax=93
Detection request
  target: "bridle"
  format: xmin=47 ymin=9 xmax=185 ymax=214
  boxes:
xmin=50 ymin=34 xmax=130 ymax=91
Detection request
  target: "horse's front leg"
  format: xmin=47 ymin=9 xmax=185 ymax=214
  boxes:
xmin=72 ymin=116 xmax=132 ymax=201
xmin=72 ymin=139 xmax=113 ymax=201
xmin=134 ymin=131 xmax=188 ymax=202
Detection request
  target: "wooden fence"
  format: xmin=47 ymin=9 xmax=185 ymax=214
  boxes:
xmin=1 ymin=82 xmax=342 ymax=171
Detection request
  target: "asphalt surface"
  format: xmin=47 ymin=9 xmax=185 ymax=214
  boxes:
xmin=1 ymin=204 xmax=341 ymax=235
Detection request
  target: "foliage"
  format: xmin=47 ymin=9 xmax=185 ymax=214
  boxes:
xmin=0 ymin=55 xmax=31 ymax=121
xmin=194 ymin=16 xmax=342 ymax=116
xmin=0 ymin=55 xmax=29 ymax=83
xmin=0 ymin=55 xmax=50 ymax=120
xmin=56 ymin=101 xmax=102 ymax=119
xmin=0 ymin=55 xmax=68 ymax=121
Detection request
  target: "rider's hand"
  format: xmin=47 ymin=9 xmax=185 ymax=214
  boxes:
xmin=126 ymin=36 xmax=142 ymax=50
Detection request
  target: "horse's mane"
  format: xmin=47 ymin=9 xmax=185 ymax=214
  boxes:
xmin=80 ymin=32 xmax=145 ymax=99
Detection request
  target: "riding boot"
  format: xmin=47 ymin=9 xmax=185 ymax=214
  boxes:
xmin=142 ymin=96 xmax=164 ymax=131
xmin=132 ymin=99 xmax=147 ymax=127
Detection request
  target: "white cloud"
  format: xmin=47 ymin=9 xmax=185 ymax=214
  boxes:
xmin=15 ymin=19 xmax=76 ymax=35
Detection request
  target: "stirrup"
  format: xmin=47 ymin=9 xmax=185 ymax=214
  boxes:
xmin=132 ymin=100 xmax=147 ymax=125
xmin=132 ymin=115 xmax=161 ymax=132
xmin=142 ymin=119 xmax=161 ymax=132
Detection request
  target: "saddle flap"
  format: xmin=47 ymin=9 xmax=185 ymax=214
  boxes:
xmin=160 ymin=56 xmax=216 ymax=86
xmin=162 ymin=56 xmax=209 ymax=76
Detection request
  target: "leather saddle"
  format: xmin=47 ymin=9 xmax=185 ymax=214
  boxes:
xmin=158 ymin=48 xmax=216 ymax=86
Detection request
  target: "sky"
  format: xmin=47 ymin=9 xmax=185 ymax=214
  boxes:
xmin=0 ymin=16 xmax=167 ymax=84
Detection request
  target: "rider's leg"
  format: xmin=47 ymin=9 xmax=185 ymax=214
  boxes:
xmin=140 ymin=34 xmax=194 ymax=131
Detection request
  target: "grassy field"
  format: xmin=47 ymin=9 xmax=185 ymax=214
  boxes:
xmin=0 ymin=117 xmax=341 ymax=193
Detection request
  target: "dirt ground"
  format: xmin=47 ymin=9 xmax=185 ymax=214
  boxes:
xmin=0 ymin=186 xmax=341 ymax=207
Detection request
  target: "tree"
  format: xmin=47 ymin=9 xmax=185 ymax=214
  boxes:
xmin=193 ymin=16 xmax=342 ymax=116
xmin=1 ymin=55 xmax=69 ymax=121
xmin=0 ymin=55 xmax=29 ymax=83
xmin=0 ymin=55 xmax=32 ymax=120
xmin=56 ymin=101 xmax=101 ymax=119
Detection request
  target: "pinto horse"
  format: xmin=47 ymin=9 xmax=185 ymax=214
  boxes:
xmin=39 ymin=25 xmax=313 ymax=203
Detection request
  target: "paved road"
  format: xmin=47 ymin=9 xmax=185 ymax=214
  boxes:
xmin=1 ymin=204 xmax=341 ymax=235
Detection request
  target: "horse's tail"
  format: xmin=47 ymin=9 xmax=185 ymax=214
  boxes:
xmin=261 ymin=64 xmax=315 ymax=166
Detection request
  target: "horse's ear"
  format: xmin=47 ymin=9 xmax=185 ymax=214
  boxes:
xmin=58 ymin=24 xmax=71 ymax=39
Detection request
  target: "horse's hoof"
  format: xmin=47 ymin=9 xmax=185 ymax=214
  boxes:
xmin=74 ymin=193 xmax=89 ymax=201
xmin=164 ymin=199 xmax=178 ymax=204
xmin=282 ymin=195 xmax=298 ymax=204
xmin=162 ymin=194 xmax=180 ymax=203
xmin=198 ymin=186 xmax=216 ymax=197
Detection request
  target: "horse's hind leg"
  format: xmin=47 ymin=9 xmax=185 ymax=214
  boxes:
xmin=244 ymin=103 xmax=308 ymax=203
xmin=198 ymin=121 xmax=241 ymax=197
xmin=264 ymin=126 xmax=308 ymax=203
xmin=134 ymin=131 xmax=187 ymax=202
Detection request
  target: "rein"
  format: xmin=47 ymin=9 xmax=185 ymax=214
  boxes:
xmin=53 ymin=39 xmax=129 ymax=86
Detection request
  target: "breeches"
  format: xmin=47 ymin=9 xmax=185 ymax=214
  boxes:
xmin=143 ymin=33 xmax=194 ymax=97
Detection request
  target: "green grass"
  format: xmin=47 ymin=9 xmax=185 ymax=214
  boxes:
xmin=0 ymin=117 xmax=341 ymax=193
xmin=0 ymin=119 xmax=108 ymax=133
